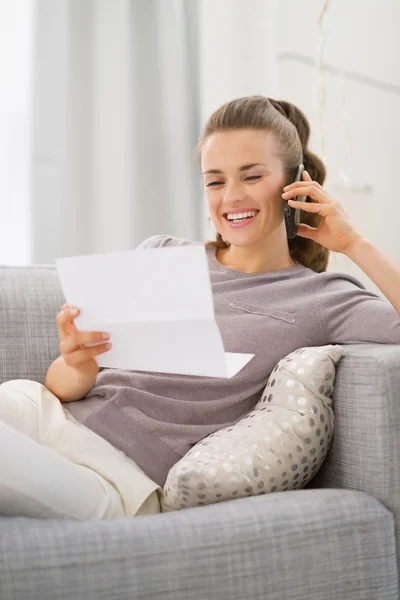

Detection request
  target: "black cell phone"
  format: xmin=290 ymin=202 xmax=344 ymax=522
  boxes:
xmin=284 ymin=164 xmax=308 ymax=239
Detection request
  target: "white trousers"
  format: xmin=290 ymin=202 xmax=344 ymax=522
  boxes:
xmin=0 ymin=379 xmax=162 ymax=520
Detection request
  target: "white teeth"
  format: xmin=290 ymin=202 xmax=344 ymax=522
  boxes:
xmin=226 ymin=210 xmax=257 ymax=221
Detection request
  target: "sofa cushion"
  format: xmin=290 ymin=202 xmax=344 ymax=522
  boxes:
xmin=161 ymin=345 xmax=343 ymax=512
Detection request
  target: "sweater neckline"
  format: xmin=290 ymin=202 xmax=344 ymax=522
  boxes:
xmin=206 ymin=244 xmax=305 ymax=279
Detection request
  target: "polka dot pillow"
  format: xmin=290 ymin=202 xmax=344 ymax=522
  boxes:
xmin=161 ymin=344 xmax=344 ymax=512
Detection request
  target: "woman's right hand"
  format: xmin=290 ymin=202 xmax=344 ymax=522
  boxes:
xmin=56 ymin=303 xmax=112 ymax=379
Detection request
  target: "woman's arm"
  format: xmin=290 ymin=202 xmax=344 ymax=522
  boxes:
xmin=343 ymin=237 xmax=400 ymax=318
xmin=45 ymin=355 xmax=97 ymax=402
xmin=283 ymin=171 xmax=400 ymax=317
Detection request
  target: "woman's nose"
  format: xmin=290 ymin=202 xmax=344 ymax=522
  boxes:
xmin=222 ymin=180 xmax=246 ymax=203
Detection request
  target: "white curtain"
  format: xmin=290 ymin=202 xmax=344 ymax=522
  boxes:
xmin=30 ymin=0 xmax=203 ymax=264
xmin=0 ymin=0 xmax=34 ymax=265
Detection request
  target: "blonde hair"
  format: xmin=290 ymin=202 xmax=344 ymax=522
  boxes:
xmin=196 ymin=95 xmax=329 ymax=273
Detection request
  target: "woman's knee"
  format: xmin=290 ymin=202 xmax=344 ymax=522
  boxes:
xmin=0 ymin=379 xmax=46 ymax=405
xmin=0 ymin=380 xmax=40 ymax=438
xmin=0 ymin=379 xmax=40 ymax=393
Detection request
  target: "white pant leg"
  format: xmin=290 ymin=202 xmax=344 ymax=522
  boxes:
xmin=0 ymin=380 xmax=160 ymax=519
xmin=0 ymin=420 xmax=122 ymax=520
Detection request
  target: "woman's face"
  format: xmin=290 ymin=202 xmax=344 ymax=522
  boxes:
xmin=201 ymin=129 xmax=287 ymax=247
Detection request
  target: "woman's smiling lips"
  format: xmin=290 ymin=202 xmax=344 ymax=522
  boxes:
xmin=223 ymin=208 xmax=259 ymax=216
xmin=222 ymin=209 xmax=260 ymax=228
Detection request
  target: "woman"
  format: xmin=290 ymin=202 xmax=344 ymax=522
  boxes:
xmin=1 ymin=95 xmax=400 ymax=520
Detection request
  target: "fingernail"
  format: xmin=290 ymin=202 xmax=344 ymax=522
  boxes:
xmin=101 ymin=333 xmax=110 ymax=339
xmin=71 ymin=309 xmax=78 ymax=315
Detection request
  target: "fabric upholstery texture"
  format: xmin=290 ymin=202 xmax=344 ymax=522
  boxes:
xmin=0 ymin=489 xmax=397 ymax=599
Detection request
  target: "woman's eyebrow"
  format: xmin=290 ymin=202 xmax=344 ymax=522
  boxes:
xmin=202 ymin=162 xmax=267 ymax=175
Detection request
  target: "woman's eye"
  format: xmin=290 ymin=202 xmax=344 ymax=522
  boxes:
xmin=206 ymin=175 xmax=261 ymax=187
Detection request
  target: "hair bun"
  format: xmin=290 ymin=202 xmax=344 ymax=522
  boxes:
xmin=269 ymin=98 xmax=325 ymax=185
xmin=268 ymin=99 xmax=310 ymax=150
xmin=302 ymin=147 xmax=326 ymax=186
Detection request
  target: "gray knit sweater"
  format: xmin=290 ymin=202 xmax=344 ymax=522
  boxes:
xmin=66 ymin=235 xmax=400 ymax=486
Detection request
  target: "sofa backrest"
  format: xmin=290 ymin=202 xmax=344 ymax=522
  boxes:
xmin=0 ymin=265 xmax=65 ymax=385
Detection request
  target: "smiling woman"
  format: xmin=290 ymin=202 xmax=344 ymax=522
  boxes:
xmin=196 ymin=95 xmax=328 ymax=274
xmin=1 ymin=76 xmax=400 ymax=525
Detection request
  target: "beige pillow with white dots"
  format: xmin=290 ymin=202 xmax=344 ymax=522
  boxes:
xmin=161 ymin=344 xmax=344 ymax=512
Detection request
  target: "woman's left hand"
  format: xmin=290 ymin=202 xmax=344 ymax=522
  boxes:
xmin=282 ymin=170 xmax=363 ymax=254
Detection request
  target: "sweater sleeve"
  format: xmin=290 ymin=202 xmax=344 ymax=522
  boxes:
xmin=135 ymin=235 xmax=195 ymax=251
xmin=135 ymin=235 xmax=171 ymax=250
xmin=317 ymin=271 xmax=400 ymax=345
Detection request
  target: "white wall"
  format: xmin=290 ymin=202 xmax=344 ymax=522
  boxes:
xmin=0 ymin=0 xmax=34 ymax=265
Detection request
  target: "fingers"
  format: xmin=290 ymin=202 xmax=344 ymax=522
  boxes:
xmin=60 ymin=331 xmax=111 ymax=355
xmin=57 ymin=307 xmax=79 ymax=324
xmin=56 ymin=306 xmax=80 ymax=340
xmin=284 ymin=175 xmax=323 ymax=192
xmin=57 ymin=304 xmax=112 ymax=369
xmin=283 ymin=183 xmax=330 ymax=204
xmin=62 ymin=341 xmax=112 ymax=368
xmin=287 ymin=199 xmax=327 ymax=213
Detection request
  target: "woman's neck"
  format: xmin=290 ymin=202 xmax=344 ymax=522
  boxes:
xmin=216 ymin=245 xmax=296 ymax=274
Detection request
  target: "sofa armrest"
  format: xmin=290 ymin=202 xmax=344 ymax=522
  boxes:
xmin=307 ymin=343 xmax=400 ymax=515
xmin=0 ymin=489 xmax=396 ymax=599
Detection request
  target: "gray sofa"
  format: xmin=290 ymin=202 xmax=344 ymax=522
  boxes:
xmin=0 ymin=263 xmax=399 ymax=600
